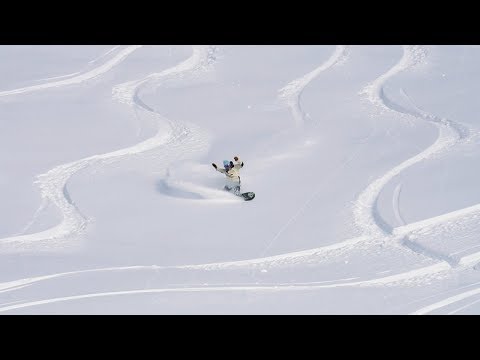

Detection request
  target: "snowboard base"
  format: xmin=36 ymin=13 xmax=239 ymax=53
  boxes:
xmin=240 ymin=192 xmax=255 ymax=201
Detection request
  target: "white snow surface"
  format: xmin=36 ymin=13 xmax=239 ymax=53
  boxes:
xmin=1 ymin=45 xmax=480 ymax=314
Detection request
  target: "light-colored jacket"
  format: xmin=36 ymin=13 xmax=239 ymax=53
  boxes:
xmin=216 ymin=159 xmax=243 ymax=184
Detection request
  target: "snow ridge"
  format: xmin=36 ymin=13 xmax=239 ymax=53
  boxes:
xmin=279 ymin=45 xmax=349 ymax=126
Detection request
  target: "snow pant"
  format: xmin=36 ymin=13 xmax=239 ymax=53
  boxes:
xmin=224 ymin=178 xmax=241 ymax=195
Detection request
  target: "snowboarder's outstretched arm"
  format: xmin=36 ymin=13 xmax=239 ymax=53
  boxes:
xmin=233 ymin=156 xmax=244 ymax=169
xmin=212 ymin=163 xmax=226 ymax=174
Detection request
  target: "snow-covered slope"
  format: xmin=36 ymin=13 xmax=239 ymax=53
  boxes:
xmin=1 ymin=45 xmax=480 ymax=314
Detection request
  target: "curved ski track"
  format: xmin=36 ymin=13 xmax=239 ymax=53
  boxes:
xmin=279 ymin=45 xmax=349 ymax=127
xmin=0 ymin=46 xmax=142 ymax=97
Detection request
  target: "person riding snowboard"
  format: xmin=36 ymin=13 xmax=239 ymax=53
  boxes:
xmin=212 ymin=156 xmax=244 ymax=195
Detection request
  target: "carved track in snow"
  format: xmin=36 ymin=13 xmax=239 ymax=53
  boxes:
xmin=353 ymin=46 xmax=466 ymax=237
xmin=279 ymin=45 xmax=349 ymax=127
xmin=0 ymin=46 xmax=142 ymax=97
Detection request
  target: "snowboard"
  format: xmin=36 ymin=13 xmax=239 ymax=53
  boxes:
xmin=239 ymin=192 xmax=255 ymax=201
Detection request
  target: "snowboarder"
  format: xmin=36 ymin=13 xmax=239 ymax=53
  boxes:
xmin=212 ymin=156 xmax=244 ymax=195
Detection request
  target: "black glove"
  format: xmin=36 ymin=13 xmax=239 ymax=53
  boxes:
xmin=212 ymin=163 xmax=217 ymax=169
xmin=230 ymin=161 xmax=234 ymax=167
